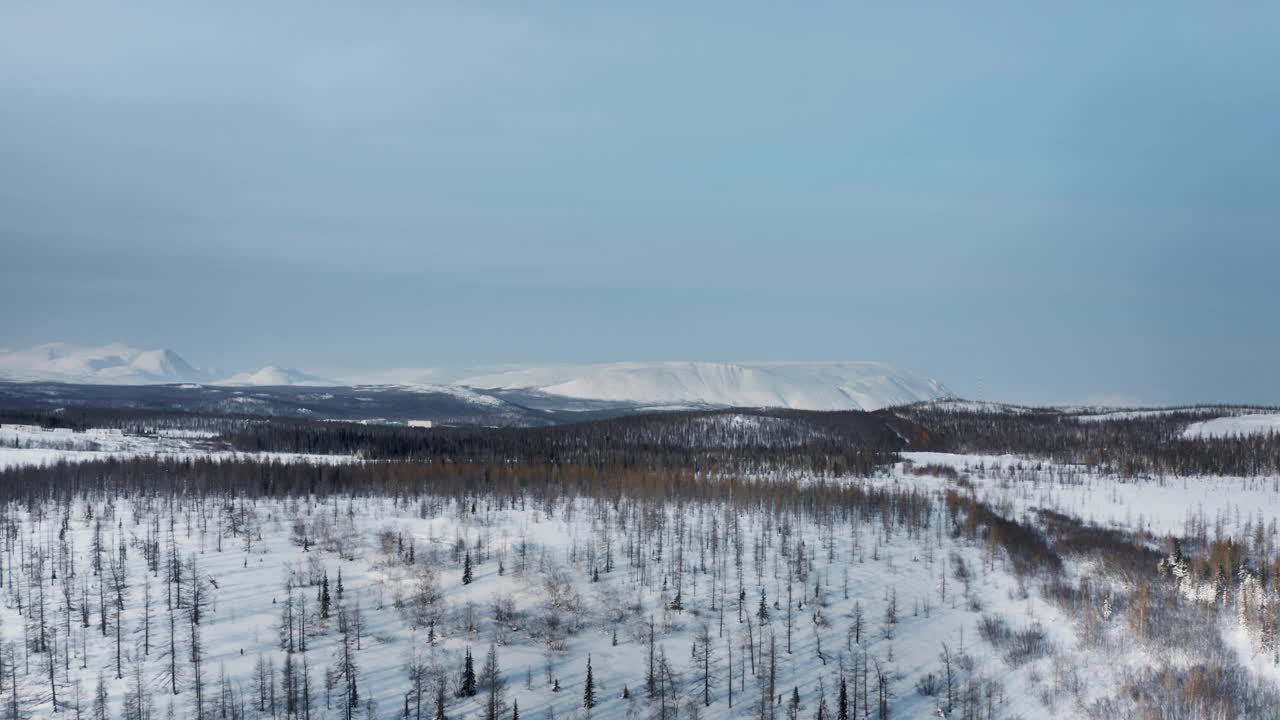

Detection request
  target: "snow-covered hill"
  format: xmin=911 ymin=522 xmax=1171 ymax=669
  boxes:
xmin=1 ymin=344 xmax=950 ymax=411
xmin=449 ymin=360 xmax=950 ymax=411
xmin=0 ymin=343 xmax=208 ymax=384
xmin=218 ymin=366 xmax=332 ymax=387
xmin=1183 ymin=413 xmax=1280 ymax=439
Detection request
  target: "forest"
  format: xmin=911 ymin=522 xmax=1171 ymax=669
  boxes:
xmin=0 ymin=402 xmax=1278 ymax=718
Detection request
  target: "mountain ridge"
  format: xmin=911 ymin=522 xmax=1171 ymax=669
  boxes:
xmin=0 ymin=343 xmax=951 ymax=412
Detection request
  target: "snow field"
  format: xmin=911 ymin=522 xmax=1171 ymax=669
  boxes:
xmin=0 ymin=488 xmax=1069 ymax=720
xmin=0 ymin=424 xmax=359 ymax=471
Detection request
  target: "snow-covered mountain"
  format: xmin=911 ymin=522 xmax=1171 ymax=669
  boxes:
xmin=218 ymin=366 xmax=332 ymax=387
xmin=371 ymin=360 xmax=952 ymax=411
xmin=0 ymin=344 xmax=333 ymax=389
xmin=1 ymin=344 xmax=951 ymax=411
xmin=0 ymin=343 xmax=209 ymax=384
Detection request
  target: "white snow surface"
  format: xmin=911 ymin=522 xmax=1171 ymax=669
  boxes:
xmin=1071 ymin=407 xmax=1244 ymax=423
xmin=0 ymin=424 xmax=358 ymax=470
xmin=1182 ymin=413 xmax=1280 ymax=439
xmin=0 ymin=473 xmax=1064 ymax=720
xmin=910 ymin=399 xmax=1039 ymax=414
xmin=4 ymin=431 xmax=1280 ymax=716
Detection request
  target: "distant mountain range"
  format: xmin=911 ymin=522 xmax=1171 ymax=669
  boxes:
xmin=0 ymin=343 xmax=327 ymax=388
xmin=381 ymin=361 xmax=951 ymax=411
xmin=0 ymin=343 xmax=952 ymax=412
xmin=0 ymin=343 xmax=211 ymax=384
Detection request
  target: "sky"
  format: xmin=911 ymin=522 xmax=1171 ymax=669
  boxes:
xmin=2 ymin=2 xmax=1279 ymax=406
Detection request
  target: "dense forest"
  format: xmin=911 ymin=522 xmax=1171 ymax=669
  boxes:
xmin=3 ymin=407 xmax=905 ymax=477
xmin=8 ymin=400 xmax=1280 ymax=478
xmin=888 ymin=404 xmax=1280 ymax=477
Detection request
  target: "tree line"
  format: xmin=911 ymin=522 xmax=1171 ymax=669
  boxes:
xmin=889 ymin=405 xmax=1280 ymax=477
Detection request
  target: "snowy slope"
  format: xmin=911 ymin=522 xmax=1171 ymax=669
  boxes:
xmin=219 ymin=365 xmax=333 ymax=386
xmin=0 ymin=342 xmax=209 ymax=384
xmin=1182 ymin=413 xmax=1280 ymax=439
xmin=1 ymin=344 xmax=950 ymax=411
xmin=0 ymin=344 xmax=330 ymax=388
xmin=451 ymin=361 xmax=951 ymax=411
xmin=0 ymin=424 xmax=359 ymax=470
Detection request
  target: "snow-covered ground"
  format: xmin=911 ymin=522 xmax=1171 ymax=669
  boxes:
xmin=1182 ymin=414 xmax=1280 ymax=439
xmin=907 ymin=400 xmax=1038 ymax=415
xmin=1071 ymin=408 xmax=1208 ymax=422
xmin=0 ymin=488 xmax=1070 ymax=720
xmin=899 ymin=451 xmax=1280 ymax=537
xmin=0 ymin=424 xmax=358 ymax=470
xmin=2 ymin=437 xmax=1278 ymax=718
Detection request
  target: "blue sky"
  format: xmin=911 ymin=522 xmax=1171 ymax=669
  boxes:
xmin=2 ymin=2 xmax=1278 ymax=405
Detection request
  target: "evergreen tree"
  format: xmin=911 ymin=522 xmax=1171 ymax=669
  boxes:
xmin=320 ymin=573 xmax=332 ymax=620
xmin=511 ymin=699 xmax=519 ymax=720
xmin=463 ymin=552 xmax=474 ymax=586
xmin=583 ymin=654 xmax=596 ymax=710
xmin=460 ymin=647 xmax=477 ymax=697
xmin=757 ymin=589 xmax=770 ymax=623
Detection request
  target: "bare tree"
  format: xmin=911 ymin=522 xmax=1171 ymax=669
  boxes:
xmin=480 ymin=644 xmax=506 ymax=720
xmin=695 ymin=623 xmax=716 ymax=707
xmin=108 ymin=544 xmax=130 ymax=679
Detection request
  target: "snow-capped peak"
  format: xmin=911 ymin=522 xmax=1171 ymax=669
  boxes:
xmin=0 ymin=343 xmax=209 ymax=384
xmin=0 ymin=344 xmax=951 ymax=411
xmin=425 ymin=360 xmax=951 ymax=411
xmin=218 ymin=366 xmax=332 ymax=387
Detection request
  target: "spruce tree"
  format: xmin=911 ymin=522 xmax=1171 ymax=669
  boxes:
xmin=320 ymin=573 xmax=332 ymax=620
xmin=463 ymin=552 xmax=473 ymax=586
xmin=583 ymin=655 xmax=596 ymax=710
xmin=511 ymin=699 xmax=518 ymax=720
xmin=460 ymin=647 xmax=477 ymax=697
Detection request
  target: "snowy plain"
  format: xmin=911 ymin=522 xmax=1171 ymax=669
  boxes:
xmin=0 ymin=424 xmax=358 ymax=471
xmin=1182 ymin=414 xmax=1280 ymax=439
xmin=1 ymin=422 xmax=1278 ymax=718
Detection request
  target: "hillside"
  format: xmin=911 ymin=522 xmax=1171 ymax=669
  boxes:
xmin=380 ymin=360 xmax=952 ymax=411
xmin=1 ymin=344 xmax=951 ymax=415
